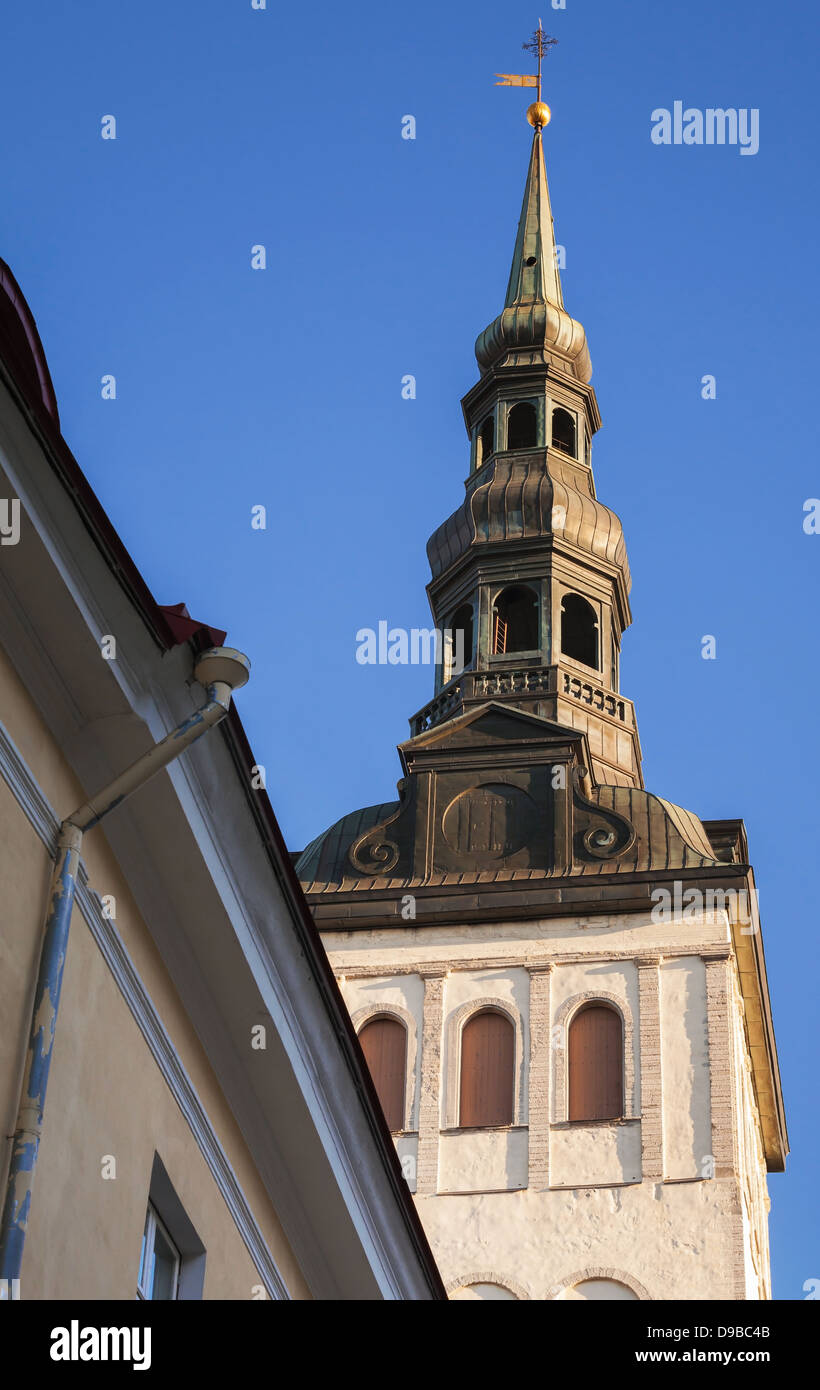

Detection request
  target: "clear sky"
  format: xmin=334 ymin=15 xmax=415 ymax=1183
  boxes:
xmin=2 ymin=0 xmax=816 ymax=1299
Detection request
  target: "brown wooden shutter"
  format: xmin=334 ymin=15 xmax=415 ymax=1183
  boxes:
xmin=568 ymin=1004 xmax=623 ymax=1121
xmin=459 ymin=1010 xmax=515 ymax=1128
xmin=358 ymin=1017 xmax=406 ymax=1132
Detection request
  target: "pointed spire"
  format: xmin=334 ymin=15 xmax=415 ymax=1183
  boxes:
xmin=474 ymin=121 xmax=591 ymax=383
xmin=504 ymin=128 xmax=564 ymax=311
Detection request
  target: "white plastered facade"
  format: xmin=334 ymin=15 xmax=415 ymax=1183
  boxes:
xmin=326 ymin=907 xmax=772 ymax=1301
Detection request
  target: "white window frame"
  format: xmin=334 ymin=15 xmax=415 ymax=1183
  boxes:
xmin=137 ymin=1201 xmax=181 ymax=1301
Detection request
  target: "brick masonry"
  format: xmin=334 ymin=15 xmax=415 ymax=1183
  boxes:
xmin=416 ymin=971 xmax=446 ymax=1195
xmin=705 ymin=950 xmax=746 ymax=1300
xmin=527 ymin=965 xmax=552 ymax=1189
xmin=637 ymin=957 xmax=663 ymax=1179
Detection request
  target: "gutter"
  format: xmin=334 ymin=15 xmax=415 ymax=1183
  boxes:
xmin=0 ymin=648 xmax=250 ymax=1282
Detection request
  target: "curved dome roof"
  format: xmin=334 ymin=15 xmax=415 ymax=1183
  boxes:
xmin=475 ymin=300 xmax=591 ymax=381
xmin=427 ymin=452 xmax=631 ymax=587
xmin=296 ymin=783 xmax=721 ymax=893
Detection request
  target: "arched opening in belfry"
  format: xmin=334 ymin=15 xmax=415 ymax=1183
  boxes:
xmin=477 ymin=415 xmax=495 ymax=468
xmin=552 ymin=407 xmax=576 ymax=457
xmin=561 ymin=593 xmax=599 ymax=669
xmin=492 ymin=585 xmax=539 ymax=654
xmin=448 ymin=603 xmax=474 ymax=676
xmin=506 ymin=401 xmax=538 ymax=451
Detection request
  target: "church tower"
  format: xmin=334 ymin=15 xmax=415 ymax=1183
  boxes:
xmin=414 ymin=109 xmax=639 ymax=790
xmin=296 ymin=67 xmax=787 ymax=1301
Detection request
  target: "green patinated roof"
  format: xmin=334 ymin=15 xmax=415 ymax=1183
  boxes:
xmin=296 ymin=801 xmax=399 ymax=887
xmin=296 ymin=784 xmax=722 ymax=894
xmin=504 ymin=126 xmax=564 ymax=311
xmin=474 ymin=129 xmax=592 ymax=380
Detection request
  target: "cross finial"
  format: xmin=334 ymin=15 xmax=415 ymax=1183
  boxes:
xmin=495 ymin=20 xmax=559 ymax=127
xmin=522 ymin=20 xmax=558 ymax=104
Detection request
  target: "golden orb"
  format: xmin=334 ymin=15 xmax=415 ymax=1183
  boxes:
xmin=526 ymin=101 xmax=551 ymax=129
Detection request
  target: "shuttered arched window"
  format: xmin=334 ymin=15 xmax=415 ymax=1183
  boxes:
xmin=568 ymin=1004 xmax=623 ymax=1121
xmin=358 ymin=1016 xmax=407 ymax=1132
xmin=459 ymin=1010 xmax=515 ymax=1128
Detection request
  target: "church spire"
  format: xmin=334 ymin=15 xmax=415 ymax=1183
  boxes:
xmin=408 ymin=42 xmax=642 ymax=788
xmin=474 ymin=87 xmax=591 ymax=382
xmin=504 ymin=125 xmax=564 ymax=312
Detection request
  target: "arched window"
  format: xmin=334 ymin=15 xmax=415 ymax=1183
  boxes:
xmin=358 ymin=1016 xmax=407 ymax=1132
xmin=552 ymin=407 xmax=576 ymax=457
xmin=564 ymin=1279 xmax=638 ymax=1301
xmin=568 ymin=1003 xmax=623 ymax=1121
xmin=451 ymin=1283 xmax=519 ymax=1301
xmin=459 ymin=1009 xmax=515 ymax=1128
xmin=492 ymin=585 xmax=538 ymax=654
xmin=449 ymin=603 xmax=474 ymax=675
xmin=477 ymin=415 xmax=495 ymax=467
xmin=561 ymin=593 xmax=599 ymax=669
xmin=506 ymin=401 xmax=538 ymax=451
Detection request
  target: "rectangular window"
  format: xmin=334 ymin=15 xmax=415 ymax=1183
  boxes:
xmin=137 ymin=1203 xmax=180 ymax=1300
xmin=136 ymin=1154 xmax=206 ymax=1300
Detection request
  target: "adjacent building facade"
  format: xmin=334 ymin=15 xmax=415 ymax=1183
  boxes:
xmin=297 ymin=113 xmax=788 ymax=1300
xmin=0 ymin=258 xmax=444 ymax=1301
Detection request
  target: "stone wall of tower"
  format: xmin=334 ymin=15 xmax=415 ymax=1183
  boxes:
xmin=324 ymin=908 xmax=772 ymax=1301
xmin=730 ymin=967 xmax=772 ymax=1299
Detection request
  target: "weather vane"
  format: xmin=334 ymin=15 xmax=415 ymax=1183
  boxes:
xmin=495 ymin=19 xmax=558 ymax=129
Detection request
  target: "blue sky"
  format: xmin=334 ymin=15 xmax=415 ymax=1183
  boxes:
xmin=2 ymin=0 xmax=816 ymax=1298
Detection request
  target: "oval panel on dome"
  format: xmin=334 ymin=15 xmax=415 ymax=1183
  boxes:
xmin=442 ymin=782 xmax=537 ymax=859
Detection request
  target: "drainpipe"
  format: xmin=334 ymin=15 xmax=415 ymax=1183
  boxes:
xmin=0 ymin=647 xmax=250 ymax=1284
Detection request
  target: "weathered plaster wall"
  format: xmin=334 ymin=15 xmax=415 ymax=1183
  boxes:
xmin=417 ymin=1180 xmax=745 ymax=1301
xmin=325 ymin=901 xmax=772 ymax=1300
xmin=0 ymin=647 xmax=309 ymax=1300
xmin=729 ymin=970 xmax=771 ymax=1299
xmin=550 ymin=1121 xmax=641 ymax=1188
xmin=439 ymin=1129 xmax=528 ymax=1193
xmin=660 ymin=957 xmax=710 ymax=1180
xmin=326 ymin=911 xmax=734 ymax=970
xmin=22 ymin=904 xmax=274 ymax=1300
xmin=395 ymin=1135 xmax=418 ymax=1192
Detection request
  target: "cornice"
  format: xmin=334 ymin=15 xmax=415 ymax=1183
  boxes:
xmin=326 ymin=946 xmax=733 ymax=979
